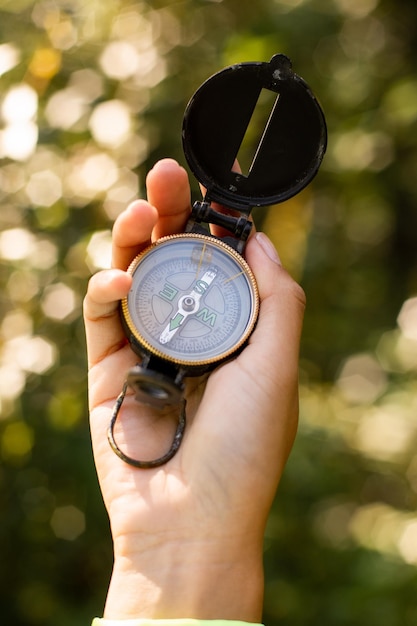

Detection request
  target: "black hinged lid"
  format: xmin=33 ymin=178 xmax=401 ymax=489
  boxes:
xmin=182 ymin=54 xmax=327 ymax=214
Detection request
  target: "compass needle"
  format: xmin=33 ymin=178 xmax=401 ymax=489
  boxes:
xmin=195 ymin=242 xmax=207 ymax=278
xmin=159 ymin=265 xmax=217 ymax=344
xmin=223 ymin=271 xmax=245 ymax=285
xmin=169 ymin=313 xmax=184 ymax=331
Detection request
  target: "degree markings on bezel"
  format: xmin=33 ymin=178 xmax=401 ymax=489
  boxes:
xmin=121 ymin=233 xmax=259 ymax=367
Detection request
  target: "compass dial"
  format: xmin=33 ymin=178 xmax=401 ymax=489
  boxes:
xmin=121 ymin=233 xmax=259 ymax=368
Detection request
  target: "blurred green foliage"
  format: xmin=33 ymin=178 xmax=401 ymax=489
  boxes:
xmin=0 ymin=0 xmax=417 ymax=624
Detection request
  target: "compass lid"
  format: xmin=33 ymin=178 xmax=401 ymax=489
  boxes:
xmin=182 ymin=54 xmax=327 ymax=214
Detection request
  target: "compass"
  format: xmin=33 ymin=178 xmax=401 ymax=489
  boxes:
xmin=110 ymin=54 xmax=327 ymax=467
xmin=122 ymin=233 xmax=259 ymax=394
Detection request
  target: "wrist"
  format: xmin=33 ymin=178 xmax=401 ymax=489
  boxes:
xmin=103 ymin=536 xmax=264 ymax=621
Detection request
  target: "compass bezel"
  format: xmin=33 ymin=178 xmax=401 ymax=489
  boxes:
xmin=121 ymin=233 xmax=260 ymax=369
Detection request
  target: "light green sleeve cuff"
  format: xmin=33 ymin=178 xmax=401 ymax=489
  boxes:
xmin=92 ymin=617 xmax=262 ymax=626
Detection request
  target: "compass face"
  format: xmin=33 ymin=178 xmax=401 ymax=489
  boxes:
xmin=122 ymin=233 xmax=259 ymax=368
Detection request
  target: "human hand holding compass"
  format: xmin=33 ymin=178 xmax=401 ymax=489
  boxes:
xmin=94 ymin=55 xmax=325 ymax=470
xmin=84 ymin=158 xmax=305 ymax=621
xmin=84 ymin=54 xmax=325 ymax=623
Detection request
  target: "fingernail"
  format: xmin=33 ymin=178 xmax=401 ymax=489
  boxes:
xmin=255 ymin=232 xmax=282 ymax=265
xmin=151 ymin=158 xmax=180 ymax=172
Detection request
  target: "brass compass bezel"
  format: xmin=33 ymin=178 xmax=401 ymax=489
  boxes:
xmin=121 ymin=232 xmax=260 ymax=369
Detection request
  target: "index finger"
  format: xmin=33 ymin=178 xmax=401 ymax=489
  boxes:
xmin=112 ymin=159 xmax=191 ymax=270
xmin=111 ymin=200 xmax=158 ymax=270
xmin=146 ymin=158 xmax=191 ymax=240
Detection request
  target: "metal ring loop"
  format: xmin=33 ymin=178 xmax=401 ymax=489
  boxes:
xmin=107 ymin=381 xmax=186 ymax=469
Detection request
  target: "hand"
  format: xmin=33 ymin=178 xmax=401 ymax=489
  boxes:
xmin=83 ymin=158 xmax=305 ymax=621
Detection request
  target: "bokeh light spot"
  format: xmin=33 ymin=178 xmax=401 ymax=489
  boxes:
xmin=70 ymin=153 xmax=119 ymax=194
xmin=331 ymin=130 xmax=394 ymax=171
xmin=10 ymin=335 xmax=57 ymax=374
xmin=334 ymin=0 xmax=379 ymax=18
xmin=1 ymin=421 xmax=34 ymax=461
xmin=349 ymin=502 xmax=402 ymax=557
xmin=86 ymin=230 xmax=112 ymax=270
xmin=0 ymin=228 xmax=35 ymax=261
xmin=50 ymin=505 xmax=85 ymax=541
xmin=99 ymin=41 xmax=141 ymax=80
xmin=354 ymin=406 xmax=415 ymax=461
xmin=48 ymin=391 xmax=84 ymax=430
xmin=2 ymin=83 xmax=38 ymax=122
xmin=41 ymin=283 xmax=78 ymax=321
xmin=398 ymin=520 xmax=417 ymax=565
xmin=0 ymin=42 xmax=20 ymax=76
xmin=336 ymin=353 xmax=388 ymax=404
xmin=26 ymin=170 xmax=63 ymax=207
xmin=89 ymin=100 xmax=132 ymax=147
xmin=0 ymin=121 xmax=38 ymax=161
xmin=1 ymin=309 xmax=33 ymax=340
xmin=45 ymin=87 xmax=89 ymax=130
xmin=397 ymin=297 xmax=417 ymax=341
xmin=0 ymin=366 xmax=26 ymax=402
xmin=383 ymin=79 xmax=417 ymax=127
xmin=28 ymin=47 xmax=61 ymax=79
